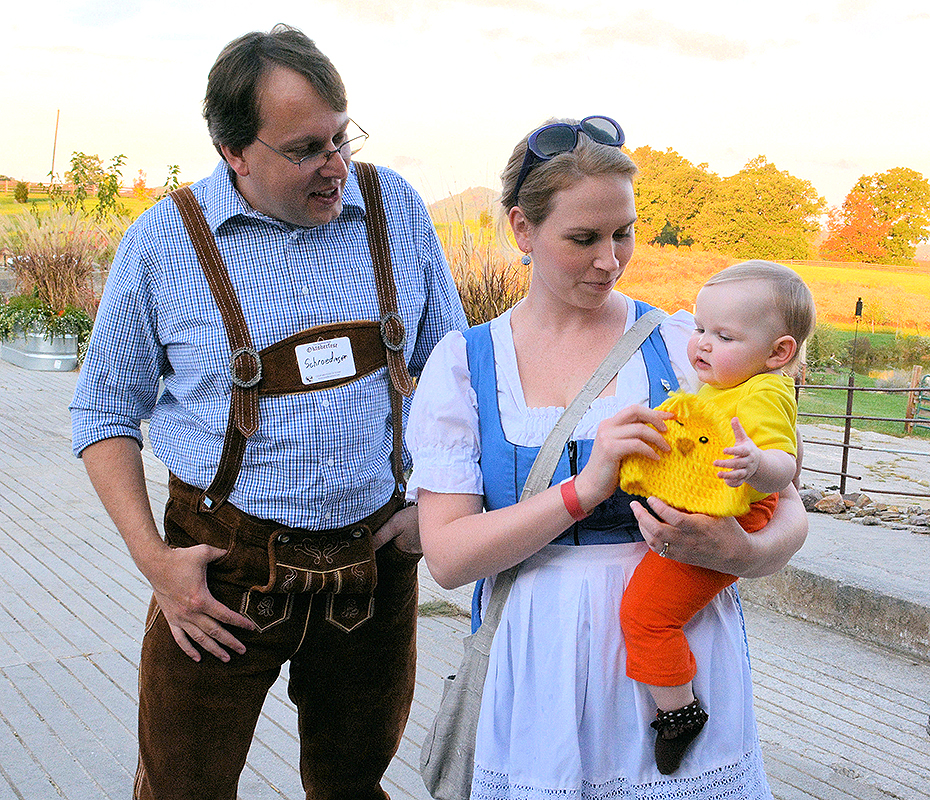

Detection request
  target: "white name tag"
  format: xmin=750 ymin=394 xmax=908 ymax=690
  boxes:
xmin=295 ymin=337 xmax=357 ymax=385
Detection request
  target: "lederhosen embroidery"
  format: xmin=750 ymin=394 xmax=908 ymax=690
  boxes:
xmin=168 ymin=162 xmax=414 ymax=631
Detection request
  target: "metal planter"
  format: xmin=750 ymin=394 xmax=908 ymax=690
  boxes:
xmin=1 ymin=328 xmax=78 ymax=372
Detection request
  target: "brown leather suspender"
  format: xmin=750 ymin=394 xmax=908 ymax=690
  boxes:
xmin=168 ymin=162 xmax=414 ymax=514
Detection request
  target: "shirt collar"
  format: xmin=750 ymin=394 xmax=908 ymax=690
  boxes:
xmin=200 ymin=160 xmax=367 ymax=234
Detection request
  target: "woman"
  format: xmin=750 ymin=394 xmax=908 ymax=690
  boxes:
xmin=407 ymin=116 xmax=805 ymax=798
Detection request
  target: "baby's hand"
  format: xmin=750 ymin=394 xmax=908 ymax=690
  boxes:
xmin=714 ymin=417 xmax=761 ymax=487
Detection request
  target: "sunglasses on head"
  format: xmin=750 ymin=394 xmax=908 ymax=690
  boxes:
xmin=512 ymin=115 xmax=625 ymax=203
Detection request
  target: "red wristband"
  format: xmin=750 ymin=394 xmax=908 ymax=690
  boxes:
xmin=560 ymin=476 xmax=589 ymax=522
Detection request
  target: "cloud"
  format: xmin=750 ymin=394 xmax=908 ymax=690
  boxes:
xmin=12 ymin=42 xmax=174 ymax=65
xmin=391 ymin=154 xmax=422 ymax=170
xmin=310 ymin=0 xmax=548 ymax=25
xmin=583 ymin=9 xmax=749 ymax=61
xmin=834 ymin=0 xmax=875 ymax=22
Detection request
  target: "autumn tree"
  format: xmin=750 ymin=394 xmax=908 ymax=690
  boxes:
xmin=819 ymin=191 xmax=891 ymax=262
xmin=850 ymin=167 xmax=930 ymax=265
xmin=690 ymin=156 xmax=825 ymax=260
xmin=133 ymin=170 xmax=149 ymax=202
xmin=629 ymin=146 xmax=717 ymax=247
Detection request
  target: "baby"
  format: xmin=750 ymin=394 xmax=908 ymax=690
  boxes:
xmin=619 ymin=260 xmax=816 ymax=774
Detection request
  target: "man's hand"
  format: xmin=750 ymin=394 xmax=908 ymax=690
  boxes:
xmin=148 ymin=543 xmax=257 ymax=663
xmin=371 ymin=504 xmax=420 ymax=554
xmin=81 ymin=437 xmax=257 ymax=663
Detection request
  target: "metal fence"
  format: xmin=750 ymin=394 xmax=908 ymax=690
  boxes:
xmin=797 ymin=368 xmax=930 ymax=498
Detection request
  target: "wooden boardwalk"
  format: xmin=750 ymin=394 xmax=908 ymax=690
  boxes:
xmin=0 ymin=357 xmax=928 ymax=799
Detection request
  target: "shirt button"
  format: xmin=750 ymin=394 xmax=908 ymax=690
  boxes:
xmin=301 ymin=286 xmax=310 ymax=296
xmin=326 ymin=458 xmax=335 ymax=466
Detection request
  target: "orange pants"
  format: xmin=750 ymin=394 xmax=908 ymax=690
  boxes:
xmin=619 ymin=494 xmax=778 ymax=686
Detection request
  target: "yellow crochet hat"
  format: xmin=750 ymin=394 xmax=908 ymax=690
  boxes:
xmin=619 ymin=391 xmax=751 ymax=517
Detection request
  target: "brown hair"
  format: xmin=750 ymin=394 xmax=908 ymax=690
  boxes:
xmin=203 ymin=24 xmax=346 ymax=158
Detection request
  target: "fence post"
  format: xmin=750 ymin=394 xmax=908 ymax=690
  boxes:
xmin=839 ymin=372 xmax=856 ymax=495
xmin=906 ymin=365 xmax=923 ymax=434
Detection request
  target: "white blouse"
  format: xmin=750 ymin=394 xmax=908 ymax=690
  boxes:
xmin=406 ymin=294 xmax=697 ymax=499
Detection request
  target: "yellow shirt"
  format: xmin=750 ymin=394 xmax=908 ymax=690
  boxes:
xmin=697 ymin=373 xmax=797 ymax=503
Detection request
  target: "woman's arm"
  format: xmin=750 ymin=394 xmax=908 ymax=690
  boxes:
xmin=418 ymin=488 xmax=578 ymax=589
xmin=419 ymin=403 xmax=674 ymax=589
xmin=630 ymin=482 xmax=807 ymax=579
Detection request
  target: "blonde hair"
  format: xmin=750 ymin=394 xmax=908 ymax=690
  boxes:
xmin=499 ymin=118 xmax=637 ymax=227
xmin=703 ymin=260 xmax=816 ymax=371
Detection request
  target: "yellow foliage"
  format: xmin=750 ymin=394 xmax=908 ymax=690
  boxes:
xmin=619 ymin=391 xmax=751 ymax=517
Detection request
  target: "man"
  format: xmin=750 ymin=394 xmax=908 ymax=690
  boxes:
xmin=70 ymin=25 xmax=466 ymax=800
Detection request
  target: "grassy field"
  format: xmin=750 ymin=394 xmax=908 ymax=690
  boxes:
xmin=799 ymin=370 xmax=930 ymax=439
xmin=621 ymin=247 xmax=930 ymax=336
xmin=0 ymin=190 xmax=151 ymax=218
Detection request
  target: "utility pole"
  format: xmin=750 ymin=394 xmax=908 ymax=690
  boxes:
xmin=49 ymin=109 xmax=60 ymax=186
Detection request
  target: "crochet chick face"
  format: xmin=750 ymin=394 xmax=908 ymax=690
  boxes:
xmin=619 ymin=391 xmax=751 ymax=517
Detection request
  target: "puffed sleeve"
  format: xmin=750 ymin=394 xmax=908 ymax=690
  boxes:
xmin=405 ymin=330 xmax=484 ymax=499
xmin=660 ymin=309 xmax=700 ymax=394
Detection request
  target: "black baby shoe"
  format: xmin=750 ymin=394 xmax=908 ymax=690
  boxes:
xmin=650 ymin=697 xmax=709 ymax=775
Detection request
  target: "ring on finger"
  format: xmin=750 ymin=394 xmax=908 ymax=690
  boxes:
xmin=659 ymin=541 xmax=670 ymax=558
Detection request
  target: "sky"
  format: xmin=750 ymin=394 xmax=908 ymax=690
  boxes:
xmin=3 ymin=0 xmax=929 ymax=212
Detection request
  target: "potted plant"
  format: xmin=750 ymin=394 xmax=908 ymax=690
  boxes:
xmin=0 ymin=290 xmax=94 ymax=370
xmin=0 ymin=207 xmax=118 ymax=371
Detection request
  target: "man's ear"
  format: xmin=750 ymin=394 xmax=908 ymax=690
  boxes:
xmin=220 ymin=144 xmax=250 ymax=177
xmin=767 ymin=335 xmax=797 ymax=370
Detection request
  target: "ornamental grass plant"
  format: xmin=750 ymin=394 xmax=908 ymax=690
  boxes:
xmin=0 ymin=207 xmax=127 ymax=360
xmin=437 ymin=204 xmax=530 ymax=327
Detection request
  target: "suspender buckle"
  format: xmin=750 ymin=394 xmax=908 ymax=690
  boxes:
xmin=380 ymin=311 xmax=407 ymax=353
xmin=230 ymin=346 xmax=263 ymax=388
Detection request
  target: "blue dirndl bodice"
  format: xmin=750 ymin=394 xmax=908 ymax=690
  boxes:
xmin=465 ymin=300 xmax=679 ymax=628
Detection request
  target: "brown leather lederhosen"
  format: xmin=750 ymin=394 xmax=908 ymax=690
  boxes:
xmin=166 ymin=161 xmax=415 ymax=632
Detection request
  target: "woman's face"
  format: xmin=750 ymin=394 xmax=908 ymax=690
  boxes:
xmin=513 ymin=174 xmax=636 ymax=310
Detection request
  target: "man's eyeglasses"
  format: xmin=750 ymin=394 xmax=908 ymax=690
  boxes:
xmin=512 ymin=116 xmax=625 ymax=203
xmin=255 ymin=119 xmax=369 ymax=172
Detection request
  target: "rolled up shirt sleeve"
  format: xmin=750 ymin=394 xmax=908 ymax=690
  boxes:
xmin=70 ymin=224 xmax=165 ymax=456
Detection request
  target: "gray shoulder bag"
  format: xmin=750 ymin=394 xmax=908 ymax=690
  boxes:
xmin=419 ymin=308 xmax=667 ymax=800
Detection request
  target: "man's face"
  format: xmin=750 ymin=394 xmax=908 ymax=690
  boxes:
xmin=223 ymin=65 xmax=350 ymax=228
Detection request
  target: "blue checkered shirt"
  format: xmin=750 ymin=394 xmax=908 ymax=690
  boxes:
xmin=71 ymin=161 xmax=467 ymax=528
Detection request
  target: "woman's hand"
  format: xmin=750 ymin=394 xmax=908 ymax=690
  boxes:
xmin=573 ymin=404 xmax=673 ymax=513
xmin=631 ymin=482 xmax=808 ymax=578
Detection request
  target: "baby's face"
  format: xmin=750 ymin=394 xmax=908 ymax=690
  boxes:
xmin=687 ymin=281 xmax=786 ymax=389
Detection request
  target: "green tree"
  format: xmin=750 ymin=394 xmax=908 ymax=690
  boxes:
xmin=805 ymin=324 xmax=844 ymax=371
xmin=48 ymin=151 xmax=127 ymax=219
xmin=13 ymin=181 xmax=28 ymax=204
xmin=691 ymin=156 xmax=825 ymax=260
xmin=63 ymin=152 xmax=105 ymax=212
xmin=851 ymin=167 xmax=930 ymax=265
xmin=630 ymin=146 xmax=718 ymax=247
xmin=820 ymin=190 xmax=891 ymax=262
xmin=94 ymin=154 xmax=127 ymax=220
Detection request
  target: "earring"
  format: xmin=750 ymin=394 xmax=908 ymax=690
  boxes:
xmin=521 ymin=253 xmax=531 ymax=266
